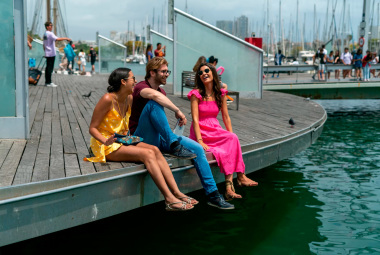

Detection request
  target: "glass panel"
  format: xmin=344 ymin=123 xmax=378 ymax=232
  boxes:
xmin=98 ymin=36 xmax=126 ymax=74
xmin=150 ymin=31 xmax=173 ymax=84
xmin=27 ymin=39 xmax=62 ymax=69
xmin=175 ymin=12 xmax=263 ymax=98
xmin=0 ymin=0 xmax=16 ymax=116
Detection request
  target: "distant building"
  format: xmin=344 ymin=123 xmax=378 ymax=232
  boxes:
xmin=216 ymin=20 xmax=233 ymax=34
xmin=234 ymin=15 xmax=248 ymax=39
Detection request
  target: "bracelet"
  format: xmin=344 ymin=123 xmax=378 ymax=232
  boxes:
xmin=197 ymin=139 xmax=203 ymax=141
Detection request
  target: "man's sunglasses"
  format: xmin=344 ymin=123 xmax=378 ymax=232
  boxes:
xmin=198 ymin=68 xmax=210 ymax=76
xmin=155 ymin=70 xmax=171 ymax=75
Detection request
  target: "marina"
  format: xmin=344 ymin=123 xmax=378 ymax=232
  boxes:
xmin=3 ymin=0 xmax=380 ymax=252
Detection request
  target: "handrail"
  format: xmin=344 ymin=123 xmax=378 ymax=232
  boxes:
xmin=174 ymin=8 xmax=264 ymax=53
xmin=98 ymin=35 xmax=126 ymax=48
xmin=150 ymin=29 xmax=173 ymax=42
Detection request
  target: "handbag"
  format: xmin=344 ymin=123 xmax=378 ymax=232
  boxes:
xmin=114 ymin=131 xmax=143 ymax=146
xmin=77 ymin=60 xmax=82 ymax=65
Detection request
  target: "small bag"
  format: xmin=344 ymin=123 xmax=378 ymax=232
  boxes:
xmin=114 ymin=131 xmax=143 ymax=146
xmin=77 ymin=60 xmax=82 ymax=65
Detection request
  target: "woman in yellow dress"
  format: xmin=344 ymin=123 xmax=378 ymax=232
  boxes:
xmin=85 ymin=68 xmax=197 ymax=211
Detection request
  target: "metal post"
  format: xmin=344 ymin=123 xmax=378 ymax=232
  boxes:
xmin=98 ymin=36 xmax=101 ymax=74
xmin=172 ymin=1 xmax=176 ymax=95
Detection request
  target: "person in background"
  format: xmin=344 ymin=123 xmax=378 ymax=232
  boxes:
xmin=89 ymin=47 xmax=97 ymax=74
xmin=84 ymin=68 xmax=194 ymax=211
xmin=208 ymin=55 xmax=228 ymax=89
xmin=64 ymin=41 xmax=76 ymax=74
xmin=313 ymin=48 xmax=327 ymax=81
xmin=189 ymin=63 xmax=258 ymax=201
xmin=193 ymin=56 xmax=207 ymax=72
xmin=370 ymin=53 xmax=378 ymax=78
xmin=146 ymin=44 xmax=154 ymax=62
xmin=129 ymin=57 xmax=234 ymax=210
xmin=154 ymin=43 xmax=166 ymax=57
xmin=363 ymin=50 xmax=372 ymax=82
xmin=353 ymin=49 xmax=363 ymax=81
xmin=59 ymin=53 xmax=68 ymax=71
xmin=334 ymin=50 xmax=342 ymax=80
xmin=341 ymin=47 xmax=352 ymax=79
xmin=273 ymin=50 xmax=285 ymax=78
xmin=78 ymin=49 xmax=86 ymax=73
xmin=326 ymin=50 xmax=335 ymax=79
xmin=43 ymin=21 xmax=71 ymax=87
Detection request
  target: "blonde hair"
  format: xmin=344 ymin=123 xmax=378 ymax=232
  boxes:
xmin=145 ymin=57 xmax=168 ymax=79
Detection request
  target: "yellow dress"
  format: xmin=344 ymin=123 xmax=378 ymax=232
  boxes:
xmin=84 ymin=100 xmax=131 ymax=163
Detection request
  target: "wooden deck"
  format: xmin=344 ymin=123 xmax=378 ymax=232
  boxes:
xmin=0 ymin=73 xmax=325 ymax=189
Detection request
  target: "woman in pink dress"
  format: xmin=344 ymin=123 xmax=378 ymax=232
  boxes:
xmin=188 ymin=63 xmax=258 ymax=200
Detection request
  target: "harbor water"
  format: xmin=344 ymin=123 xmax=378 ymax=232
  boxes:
xmin=2 ymin=100 xmax=380 ymax=254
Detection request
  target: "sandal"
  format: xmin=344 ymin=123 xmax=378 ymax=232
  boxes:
xmin=225 ymin=180 xmax=242 ymax=201
xmin=237 ymin=174 xmax=258 ymax=187
xmin=176 ymin=196 xmax=199 ymax=205
xmin=165 ymin=201 xmax=193 ymax=211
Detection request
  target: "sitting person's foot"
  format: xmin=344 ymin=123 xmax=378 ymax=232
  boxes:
xmin=174 ymin=192 xmax=199 ymax=205
xmin=237 ymin=173 xmax=258 ymax=187
xmin=170 ymin=143 xmax=197 ymax=159
xmin=225 ymin=188 xmax=242 ymax=200
xmin=165 ymin=199 xmax=194 ymax=211
xmin=207 ymin=190 xmax=234 ymax=210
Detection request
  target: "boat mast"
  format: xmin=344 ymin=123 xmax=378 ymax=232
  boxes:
xmin=341 ymin=0 xmax=346 ymax=51
xmin=53 ymin=0 xmax=57 ymax=34
xmin=46 ymin=0 xmax=51 ymax=22
xmin=295 ymin=0 xmax=299 ymax=56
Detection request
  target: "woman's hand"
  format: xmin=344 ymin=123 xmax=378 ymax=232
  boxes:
xmin=199 ymin=140 xmax=209 ymax=151
xmin=104 ymin=134 xmax=116 ymax=146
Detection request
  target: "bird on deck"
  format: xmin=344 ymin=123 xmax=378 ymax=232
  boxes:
xmin=82 ymin=91 xmax=94 ymax=98
xmin=289 ymin=118 xmax=295 ymax=128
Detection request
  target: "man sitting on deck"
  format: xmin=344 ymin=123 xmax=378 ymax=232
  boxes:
xmin=129 ymin=57 xmax=234 ymax=210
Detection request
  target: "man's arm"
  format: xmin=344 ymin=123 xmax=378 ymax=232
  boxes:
xmin=140 ymin=88 xmax=187 ymax=125
xmin=56 ymin=37 xmax=71 ymax=42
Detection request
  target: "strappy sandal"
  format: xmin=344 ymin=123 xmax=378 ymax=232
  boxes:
xmin=176 ymin=196 xmax=199 ymax=205
xmin=225 ymin=180 xmax=242 ymax=201
xmin=165 ymin=201 xmax=193 ymax=211
xmin=237 ymin=174 xmax=258 ymax=187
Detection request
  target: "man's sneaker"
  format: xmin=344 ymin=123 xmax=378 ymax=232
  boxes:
xmin=170 ymin=144 xmax=197 ymax=159
xmin=46 ymin=83 xmax=57 ymax=87
xmin=207 ymin=191 xmax=234 ymax=210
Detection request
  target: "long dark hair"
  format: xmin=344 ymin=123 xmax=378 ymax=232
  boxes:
xmin=146 ymin=44 xmax=152 ymax=56
xmin=194 ymin=63 xmax=222 ymax=110
xmin=107 ymin=68 xmax=131 ymax=93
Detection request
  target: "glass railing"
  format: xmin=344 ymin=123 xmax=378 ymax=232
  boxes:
xmin=173 ymin=8 xmax=263 ymax=98
xmin=150 ymin=30 xmax=173 ymax=84
xmin=98 ymin=35 xmax=127 ymax=74
xmin=27 ymin=39 xmax=61 ymax=69
xmin=0 ymin=0 xmax=16 ymax=117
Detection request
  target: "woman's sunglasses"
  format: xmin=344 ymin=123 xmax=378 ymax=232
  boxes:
xmin=198 ymin=68 xmax=210 ymax=76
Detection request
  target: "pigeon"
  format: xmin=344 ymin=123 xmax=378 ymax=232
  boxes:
xmin=82 ymin=91 xmax=94 ymax=98
xmin=304 ymin=97 xmax=310 ymax=101
xmin=289 ymin=118 xmax=295 ymax=127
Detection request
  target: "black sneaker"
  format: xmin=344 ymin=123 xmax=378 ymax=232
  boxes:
xmin=207 ymin=191 xmax=235 ymax=210
xmin=170 ymin=145 xmax=197 ymax=159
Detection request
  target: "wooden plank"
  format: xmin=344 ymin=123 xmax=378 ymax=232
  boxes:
xmin=31 ymin=112 xmax=52 ymax=182
xmin=64 ymin=154 xmax=81 ymax=177
xmin=0 ymin=141 xmax=13 ymax=169
xmin=69 ymin=122 xmax=96 ymax=175
xmin=50 ymin=87 xmax=65 ymax=180
xmin=29 ymin=87 xmax=44 ymax=131
xmin=0 ymin=141 xmax=26 ymax=187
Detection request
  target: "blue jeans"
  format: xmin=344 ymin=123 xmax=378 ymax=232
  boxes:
xmin=363 ymin=65 xmax=370 ymax=80
xmin=134 ymin=101 xmax=218 ymax=195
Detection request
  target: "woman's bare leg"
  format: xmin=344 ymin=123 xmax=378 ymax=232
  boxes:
xmin=225 ymin=174 xmax=242 ymax=198
xmin=136 ymin=143 xmax=198 ymax=204
xmin=106 ymin=144 xmax=192 ymax=209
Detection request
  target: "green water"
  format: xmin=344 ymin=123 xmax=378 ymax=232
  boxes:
xmin=2 ymin=100 xmax=380 ymax=255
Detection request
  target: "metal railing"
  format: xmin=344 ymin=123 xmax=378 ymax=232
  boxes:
xmin=97 ymin=34 xmax=127 ymax=73
xmin=264 ymin=64 xmax=380 ymax=84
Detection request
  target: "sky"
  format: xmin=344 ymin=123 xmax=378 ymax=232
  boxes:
xmin=26 ymin=0 xmax=374 ymax=42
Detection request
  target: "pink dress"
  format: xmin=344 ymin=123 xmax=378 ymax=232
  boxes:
xmin=187 ymin=89 xmax=245 ymax=175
